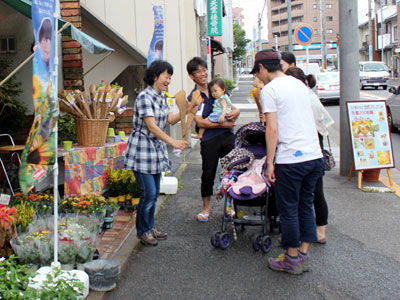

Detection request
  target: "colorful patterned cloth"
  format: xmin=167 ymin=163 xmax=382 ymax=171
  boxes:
xmin=63 ymin=142 xmax=127 ymax=197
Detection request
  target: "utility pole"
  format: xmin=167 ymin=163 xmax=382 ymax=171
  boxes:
xmin=380 ymin=0 xmax=384 ymax=63
xmin=339 ymin=0 xmax=360 ymax=176
xmin=319 ymin=0 xmax=327 ymax=70
xmin=288 ymin=0 xmax=292 ymax=52
xmin=368 ymin=0 xmax=373 ymax=61
xmin=258 ymin=13 xmax=262 ymax=51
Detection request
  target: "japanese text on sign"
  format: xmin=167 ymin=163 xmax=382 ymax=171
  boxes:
xmin=207 ymin=0 xmax=222 ymax=36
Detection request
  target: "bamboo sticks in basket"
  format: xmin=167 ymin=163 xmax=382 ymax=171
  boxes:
xmin=58 ymin=83 xmax=128 ymax=120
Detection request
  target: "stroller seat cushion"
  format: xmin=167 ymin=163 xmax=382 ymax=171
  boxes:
xmin=231 ymin=157 xmax=267 ymax=196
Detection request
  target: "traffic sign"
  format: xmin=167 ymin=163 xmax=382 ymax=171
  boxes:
xmin=295 ymin=24 xmax=314 ymax=46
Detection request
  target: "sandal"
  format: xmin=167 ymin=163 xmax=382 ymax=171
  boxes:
xmin=197 ymin=212 xmax=209 ymax=222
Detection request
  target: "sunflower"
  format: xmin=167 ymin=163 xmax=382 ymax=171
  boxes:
xmin=27 ymin=134 xmax=55 ymax=165
xmin=32 ymin=75 xmax=43 ymax=100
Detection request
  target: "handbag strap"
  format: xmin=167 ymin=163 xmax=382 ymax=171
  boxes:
xmin=326 ymin=135 xmax=332 ymax=152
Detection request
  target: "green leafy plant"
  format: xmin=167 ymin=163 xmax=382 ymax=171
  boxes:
xmin=28 ymin=266 xmax=85 ymax=299
xmin=215 ymin=75 xmax=236 ymax=92
xmin=0 ymin=255 xmax=36 ymax=299
xmin=58 ymin=114 xmax=77 ymax=145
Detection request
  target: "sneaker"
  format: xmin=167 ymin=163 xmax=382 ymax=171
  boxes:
xmin=297 ymin=250 xmax=310 ymax=272
xmin=138 ymin=232 xmax=158 ymax=246
xmin=151 ymin=228 xmax=168 ymax=240
xmin=268 ymin=253 xmax=303 ymax=275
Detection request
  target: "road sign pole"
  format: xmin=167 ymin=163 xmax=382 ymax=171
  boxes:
xmin=306 ymin=45 xmax=309 ymax=74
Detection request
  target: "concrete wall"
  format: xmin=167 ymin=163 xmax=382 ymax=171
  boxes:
xmin=80 ymin=0 xmax=200 ymax=95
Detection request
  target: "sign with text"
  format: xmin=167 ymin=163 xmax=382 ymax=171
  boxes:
xmin=346 ymin=101 xmax=395 ymax=171
xmin=207 ymin=0 xmax=222 ymax=36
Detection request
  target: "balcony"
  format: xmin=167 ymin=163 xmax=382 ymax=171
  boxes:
xmin=378 ymin=33 xmax=391 ymax=49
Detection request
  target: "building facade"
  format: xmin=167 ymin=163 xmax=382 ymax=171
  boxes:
xmin=267 ymin=0 xmax=339 ymax=69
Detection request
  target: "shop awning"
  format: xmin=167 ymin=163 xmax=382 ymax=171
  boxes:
xmin=1 ymin=0 xmax=113 ymax=54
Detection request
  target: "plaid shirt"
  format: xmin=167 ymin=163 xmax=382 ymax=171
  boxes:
xmin=124 ymin=86 xmax=171 ymax=174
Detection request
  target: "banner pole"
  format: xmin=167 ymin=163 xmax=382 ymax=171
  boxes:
xmin=53 ymin=0 xmax=60 ymax=265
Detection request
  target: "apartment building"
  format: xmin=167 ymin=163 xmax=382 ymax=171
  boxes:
xmin=267 ymin=0 xmax=339 ymax=69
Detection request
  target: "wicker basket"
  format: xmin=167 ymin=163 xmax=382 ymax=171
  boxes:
xmin=75 ymin=118 xmax=110 ymax=147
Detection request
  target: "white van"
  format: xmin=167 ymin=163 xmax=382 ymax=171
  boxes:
xmin=297 ymin=63 xmax=321 ymax=76
xmin=359 ymin=61 xmax=390 ymax=90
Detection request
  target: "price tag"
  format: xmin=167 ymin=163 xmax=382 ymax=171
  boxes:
xmin=166 ymin=97 xmax=177 ymax=112
xmin=0 ymin=194 xmax=11 ymax=205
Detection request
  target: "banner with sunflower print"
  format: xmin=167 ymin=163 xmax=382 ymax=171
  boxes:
xmin=19 ymin=0 xmax=59 ymax=194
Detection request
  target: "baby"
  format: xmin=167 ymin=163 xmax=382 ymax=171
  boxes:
xmin=195 ymin=78 xmax=232 ymax=139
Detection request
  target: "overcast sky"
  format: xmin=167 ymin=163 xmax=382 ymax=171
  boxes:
xmin=231 ymin=0 xmax=268 ymax=41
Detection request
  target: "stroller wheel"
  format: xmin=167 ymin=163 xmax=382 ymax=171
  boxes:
xmin=218 ymin=232 xmax=231 ymax=249
xmin=252 ymin=234 xmax=263 ymax=252
xmin=211 ymin=231 xmax=221 ymax=248
xmin=260 ymin=235 xmax=272 ymax=253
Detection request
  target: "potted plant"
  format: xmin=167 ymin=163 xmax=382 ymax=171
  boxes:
xmin=128 ymin=172 xmax=141 ymax=207
xmin=0 ymin=205 xmax=18 ymax=257
xmin=106 ymin=169 xmax=119 ymax=203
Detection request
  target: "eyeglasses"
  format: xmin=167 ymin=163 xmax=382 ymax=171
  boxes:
xmin=193 ymin=67 xmax=208 ymax=75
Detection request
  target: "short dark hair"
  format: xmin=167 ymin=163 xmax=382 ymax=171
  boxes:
xmin=143 ymin=60 xmax=173 ymax=86
xmin=186 ymin=57 xmax=207 ymax=75
xmin=209 ymin=78 xmax=226 ymax=91
xmin=155 ymin=40 xmax=163 ymax=51
xmin=285 ymin=67 xmax=316 ymax=88
xmin=38 ymin=18 xmax=52 ymax=42
xmin=280 ymin=52 xmax=296 ymax=66
xmin=253 ymin=62 xmax=282 ymax=74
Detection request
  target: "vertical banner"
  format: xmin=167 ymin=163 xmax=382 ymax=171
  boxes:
xmin=19 ymin=0 xmax=59 ymax=193
xmin=207 ymin=0 xmax=222 ymax=36
xmin=147 ymin=5 xmax=164 ymax=67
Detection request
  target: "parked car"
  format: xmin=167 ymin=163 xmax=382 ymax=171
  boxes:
xmin=386 ymin=86 xmax=400 ymax=132
xmin=315 ymin=72 xmax=340 ymax=103
xmin=240 ymin=67 xmax=252 ymax=74
xmin=359 ymin=61 xmax=390 ymax=90
xmin=297 ymin=63 xmax=321 ymax=76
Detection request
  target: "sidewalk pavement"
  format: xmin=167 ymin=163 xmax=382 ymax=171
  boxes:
xmin=88 ymin=110 xmax=400 ymax=299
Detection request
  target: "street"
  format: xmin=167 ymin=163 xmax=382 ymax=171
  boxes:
xmin=102 ymin=76 xmax=400 ymax=300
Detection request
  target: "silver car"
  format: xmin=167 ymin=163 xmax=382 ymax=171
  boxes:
xmin=315 ymin=72 xmax=340 ymax=103
xmin=386 ymin=86 xmax=400 ymax=132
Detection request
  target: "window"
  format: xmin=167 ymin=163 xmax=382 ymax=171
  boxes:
xmin=326 ymin=4 xmax=332 ymax=8
xmin=314 ymin=29 xmax=318 ymax=34
xmin=313 ymin=4 xmax=317 ymax=9
xmin=313 ymin=17 xmax=318 ymax=22
xmin=326 ymin=29 xmax=333 ymax=34
xmin=394 ymin=26 xmax=398 ymax=41
xmin=326 ymin=16 xmax=333 ymax=22
xmin=0 ymin=37 xmax=16 ymax=53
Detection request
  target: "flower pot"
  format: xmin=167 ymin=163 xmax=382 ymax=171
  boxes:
xmin=109 ymin=196 xmax=118 ymax=204
xmin=61 ymin=263 xmax=75 ymax=270
xmin=363 ymin=168 xmax=381 ymax=182
xmin=117 ymin=195 xmax=126 ymax=202
xmin=131 ymin=197 xmax=140 ymax=206
xmin=126 ymin=194 xmax=132 ymax=200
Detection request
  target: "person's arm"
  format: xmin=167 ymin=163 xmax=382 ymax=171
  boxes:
xmin=143 ymin=116 xmax=187 ymax=150
xmin=226 ymin=104 xmax=240 ymax=120
xmin=252 ymin=88 xmax=265 ymax=123
xmin=218 ymin=98 xmax=228 ymax=123
xmin=167 ymin=111 xmax=181 ymax=125
xmin=194 ymin=115 xmax=235 ymax=129
xmin=264 ymin=112 xmax=277 ymax=183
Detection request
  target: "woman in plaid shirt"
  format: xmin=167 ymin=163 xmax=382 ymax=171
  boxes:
xmin=124 ymin=60 xmax=188 ymax=246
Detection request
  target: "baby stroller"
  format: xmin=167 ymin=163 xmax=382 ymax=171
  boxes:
xmin=211 ymin=122 xmax=279 ymax=252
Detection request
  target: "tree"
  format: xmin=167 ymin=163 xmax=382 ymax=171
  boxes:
xmin=233 ymin=24 xmax=250 ymax=62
